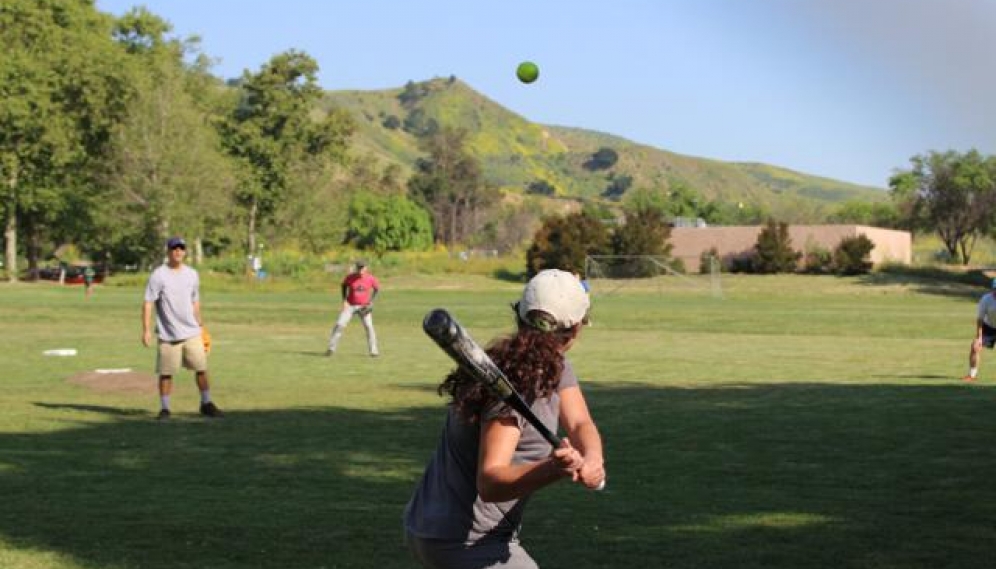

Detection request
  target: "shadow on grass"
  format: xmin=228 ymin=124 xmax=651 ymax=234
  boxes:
xmin=3 ymin=383 xmax=996 ymax=569
xmin=859 ymin=266 xmax=992 ymax=300
xmin=284 ymin=350 xmax=333 ymax=357
xmin=32 ymin=402 xmax=148 ymax=417
xmin=491 ymin=268 xmax=527 ymax=284
xmin=868 ymin=373 xmax=953 ymax=380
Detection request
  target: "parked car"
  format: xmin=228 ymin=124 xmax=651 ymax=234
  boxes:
xmin=36 ymin=264 xmax=105 ymax=284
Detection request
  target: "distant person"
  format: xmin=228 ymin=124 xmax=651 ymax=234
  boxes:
xmin=573 ymin=270 xmax=591 ymax=294
xmin=965 ymin=278 xmax=996 ymax=382
xmin=327 ymin=261 xmax=380 ymax=357
xmin=404 ymin=269 xmax=605 ymax=569
xmin=142 ymin=236 xmax=223 ymax=419
xmin=573 ymin=270 xmax=592 ymax=325
xmin=83 ymin=265 xmax=96 ymax=299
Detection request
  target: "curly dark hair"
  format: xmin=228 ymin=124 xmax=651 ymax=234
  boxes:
xmin=438 ymin=322 xmax=578 ymax=423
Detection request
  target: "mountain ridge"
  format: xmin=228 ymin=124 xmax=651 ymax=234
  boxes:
xmin=323 ymin=77 xmax=886 ymax=221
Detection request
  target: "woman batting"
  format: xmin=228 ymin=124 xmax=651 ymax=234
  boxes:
xmin=404 ymin=269 xmax=605 ymax=568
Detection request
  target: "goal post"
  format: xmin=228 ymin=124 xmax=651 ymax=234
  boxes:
xmin=584 ymin=254 xmax=723 ymax=298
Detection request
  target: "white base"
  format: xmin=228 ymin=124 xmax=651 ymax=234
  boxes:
xmin=43 ymin=349 xmax=77 ymax=357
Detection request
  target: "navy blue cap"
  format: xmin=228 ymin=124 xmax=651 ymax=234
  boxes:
xmin=166 ymin=236 xmax=186 ymax=250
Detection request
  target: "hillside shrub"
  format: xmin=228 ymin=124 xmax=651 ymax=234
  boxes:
xmin=752 ymin=219 xmax=801 ymax=274
xmin=601 ymin=174 xmax=632 ymax=200
xmin=527 ymin=180 xmax=556 ymax=196
xmin=726 ymin=253 xmax=755 ymax=274
xmin=398 ymin=80 xmax=431 ymax=106
xmin=699 ymin=247 xmax=721 ymax=274
xmin=832 ymin=234 xmax=875 ymax=275
xmin=583 ymin=147 xmax=619 ymax=171
xmin=802 ymin=244 xmax=833 ymax=274
xmin=402 ymin=109 xmax=438 ymax=137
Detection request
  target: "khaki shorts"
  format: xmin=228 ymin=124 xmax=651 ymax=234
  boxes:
xmin=156 ymin=336 xmax=208 ymax=376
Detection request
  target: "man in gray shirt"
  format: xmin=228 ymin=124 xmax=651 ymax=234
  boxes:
xmin=142 ymin=236 xmax=223 ymax=419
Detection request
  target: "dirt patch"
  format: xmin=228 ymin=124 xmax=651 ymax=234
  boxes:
xmin=68 ymin=370 xmax=157 ymax=394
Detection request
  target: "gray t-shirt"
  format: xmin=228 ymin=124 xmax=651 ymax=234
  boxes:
xmin=404 ymin=361 xmax=580 ymax=543
xmin=978 ymin=292 xmax=996 ymax=328
xmin=144 ymin=264 xmax=202 ymax=342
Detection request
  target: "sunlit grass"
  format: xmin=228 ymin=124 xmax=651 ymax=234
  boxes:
xmin=672 ymin=512 xmax=839 ymax=533
xmin=1 ymin=273 xmax=995 ymax=568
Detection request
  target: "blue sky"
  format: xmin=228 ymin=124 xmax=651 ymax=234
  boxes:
xmin=96 ymin=0 xmax=995 ymax=189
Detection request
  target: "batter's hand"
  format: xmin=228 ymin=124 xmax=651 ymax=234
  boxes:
xmin=576 ymin=458 xmax=606 ymax=490
xmin=550 ymin=439 xmax=584 ymax=479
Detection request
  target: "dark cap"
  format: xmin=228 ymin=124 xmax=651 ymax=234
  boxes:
xmin=166 ymin=236 xmax=186 ymax=250
xmin=355 ymin=260 xmax=367 ymax=269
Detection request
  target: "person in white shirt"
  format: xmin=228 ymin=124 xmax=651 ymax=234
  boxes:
xmin=142 ymin=236 xmax=223 ymax=419
xmin=964 ymin=278 xmax=996 ymax=382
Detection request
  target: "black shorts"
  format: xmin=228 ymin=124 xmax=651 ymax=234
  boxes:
xmin=982 ymin=323 xmax=996 ymax=348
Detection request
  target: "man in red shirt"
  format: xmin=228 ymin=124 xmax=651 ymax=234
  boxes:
xmin=327 ymin=261 xmax=380 ymax=357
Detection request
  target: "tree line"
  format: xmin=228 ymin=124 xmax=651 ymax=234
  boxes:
xmin=0 ymin=1 xmax=674 ymax=280
xmin=0 ymin=3 xmax=459 ymax=279
xmin=4 ymin=1 xmax=994 ymax=284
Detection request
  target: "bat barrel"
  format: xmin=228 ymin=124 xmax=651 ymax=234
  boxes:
xmin=423 ymin=308 xmax=458 ymax=344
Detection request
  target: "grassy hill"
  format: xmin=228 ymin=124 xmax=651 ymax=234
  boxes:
xmin=324 ymin=77 xmax=887 ymax=222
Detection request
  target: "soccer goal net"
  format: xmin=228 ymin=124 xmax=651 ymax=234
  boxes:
xmin=584 ymin=255 xmax=723 ymax=298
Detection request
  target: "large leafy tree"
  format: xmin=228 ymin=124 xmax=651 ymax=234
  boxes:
xmin=828 ymin=200 xmax=900 ymax=228
xmin=623 ymin=182 xmax=708 ymax=221
xmin=345 ymin=191 xmax=432 ymax=255
xmin=220 ymin=50 xmax=353 ymax=270
xmin=407 ymin=127 xmax=499 ymax=247
xmin=889 ymin=149 xmax=996 ymax=264
xmin=699 ymin=199 xmax=770 ymax=226
xmin=1 ymin=0 xmax=134 ymax=280
xmin=612 ymin=205 xmax=673 ymax=256
xmin=610 ymin=204 xmax=674 ymax=276
xmin=526 ymin=211 xmax=610 ymax=277
xmin=97 ymin=8 xmax=237 ymax=267
xmin=272 ymin=158 xmax=406 ymax=255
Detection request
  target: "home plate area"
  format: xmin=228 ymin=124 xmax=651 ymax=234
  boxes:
xmin=68 ymin=369 xmax=157 ymax=393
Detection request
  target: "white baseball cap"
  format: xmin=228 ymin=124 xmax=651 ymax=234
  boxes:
xmin=517 ymin=269 xmax=590 ymax=331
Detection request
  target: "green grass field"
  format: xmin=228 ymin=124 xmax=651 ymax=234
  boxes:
xmin=1 ymin=273 xmax=994 ymax=569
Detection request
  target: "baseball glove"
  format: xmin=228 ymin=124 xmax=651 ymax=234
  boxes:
xmin=356 ymin=305 xmax=374 ymax=317
xmin=202 ymin=327 xmax=212 ymax=355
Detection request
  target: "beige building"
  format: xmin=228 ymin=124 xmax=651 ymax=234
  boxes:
xmin=670 ymin=225 xmax=912 ymax=272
